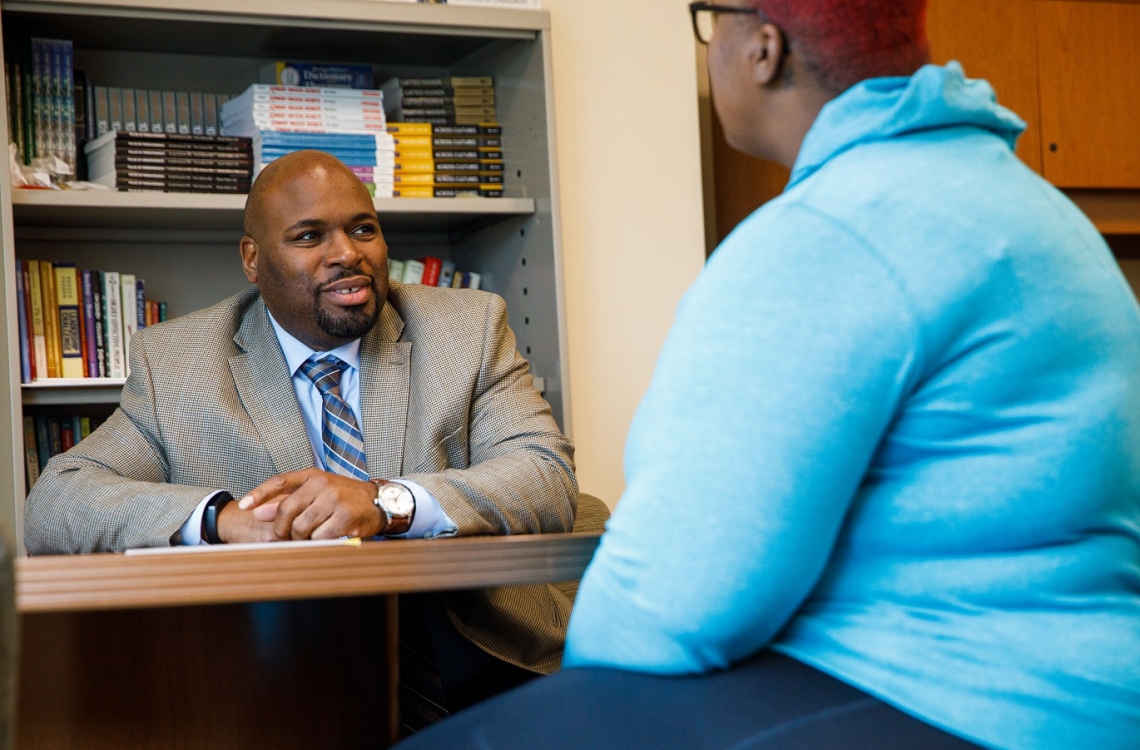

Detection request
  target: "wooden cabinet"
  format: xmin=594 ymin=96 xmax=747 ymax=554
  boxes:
xmin=927 ymin=0 xmax=1043 ymax=173
xmin=703 ymin=0 xmax=1140 ymax=243
xmin=927 ymin=0 xmax=1140 ymax=187
xmin=1035 ymin=1 xmax=1140 ymax=187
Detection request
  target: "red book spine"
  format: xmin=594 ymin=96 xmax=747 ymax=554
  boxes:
xmin=60 ymin=422 xmax=74 ymax=451
xmin=420 ymin=256 xmax=442 ymax=286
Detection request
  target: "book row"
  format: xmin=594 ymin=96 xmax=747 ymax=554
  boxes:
xmin=390 ymin=257 xmax=482 ymax=290
xmin=88 ymin=87 xmax=233 ymax=140
xmin=14 ymin=260 xmax=167 ymax=384
xmin=4 ymin=37 xmax=79 ymax=175
xmin=84 ymin=130 xmax=255 ymax=194
xmin=382 ymin=76 xmax=498 ymax=126
xmin=22 ymin=413 xmax=107 ymax=489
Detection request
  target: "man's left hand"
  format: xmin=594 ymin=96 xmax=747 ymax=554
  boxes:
xmin=237 ymin=469 xmax=384 ymax=540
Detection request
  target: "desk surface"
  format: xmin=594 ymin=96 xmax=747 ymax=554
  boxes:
xmin=17 ymin=533 xmax=602 ymax=613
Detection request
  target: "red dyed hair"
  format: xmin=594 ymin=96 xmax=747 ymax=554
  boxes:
xmin=752 ymin=0 xmax=931 ymax=93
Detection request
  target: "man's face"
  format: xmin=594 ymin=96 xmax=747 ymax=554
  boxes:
xmin=242 ymin=163 xmax=388 ymax=351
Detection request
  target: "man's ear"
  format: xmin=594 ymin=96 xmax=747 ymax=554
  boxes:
xmin=748 ymin=22 xmax=788 ymax=87
xmin=240 ymin=235 xmax=259 ymax=283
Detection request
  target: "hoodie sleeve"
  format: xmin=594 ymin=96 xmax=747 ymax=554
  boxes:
xmin=563 ymin=202 xmax=923 ymax=674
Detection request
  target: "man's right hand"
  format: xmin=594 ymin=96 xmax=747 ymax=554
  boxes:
xmin=216 ymin=502 xmax=281 ymax=544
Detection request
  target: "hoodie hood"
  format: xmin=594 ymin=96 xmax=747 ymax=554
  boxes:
xmin=788 ymin=62 xmax=1027 ymax=189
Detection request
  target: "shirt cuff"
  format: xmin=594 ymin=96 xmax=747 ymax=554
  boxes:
xmin=388 ymin=479 xmax=458 ymax=539
xmin=177 ymin=491 xmax=226 ymax=546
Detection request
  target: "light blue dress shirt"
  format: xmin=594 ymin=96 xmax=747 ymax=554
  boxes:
xmin=179 ymin=313 xmax=457 ymax=544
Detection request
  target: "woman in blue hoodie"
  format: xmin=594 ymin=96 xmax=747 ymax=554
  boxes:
xmin=400 ymin=1 xmax=1140 ymax=748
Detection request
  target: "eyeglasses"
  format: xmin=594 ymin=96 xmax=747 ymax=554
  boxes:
xmin=689 ymin=2 xmax=763 ymax=45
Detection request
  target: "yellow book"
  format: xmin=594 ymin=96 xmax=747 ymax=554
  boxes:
xmin=392 ymin=185 xmax=434 ymax=199
xmin=392 ymin=160 xmax=436 ymax=174
xmin=393 ymin=148 xmax=433 ymax=161
xmin=391 ymin=135 xmax=432 ymax=148
xmin=39 ymin=261 xmax=60 ymax=378
xmin=386 ymin=122 xmax=432 ymax=136
xmin=25 ymin=261 xmax=48 ymax=379
xmin=393 ymin=172 xmax=437 ymax=185
xmin=450 ymin=76 xmax=493 ymax=87
xmin=451 ymin=86 xmax=494 ymax=97
xmin=53 ymin=264 xmax=85 ymax=379
xmin=79 ymin=416 xmax=91 ymax=440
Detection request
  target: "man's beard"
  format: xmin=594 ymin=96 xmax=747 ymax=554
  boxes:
xmin=313 ymin=276 xmax=381 ymax=341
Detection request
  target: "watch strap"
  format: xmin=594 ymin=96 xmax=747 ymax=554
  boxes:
xmin=203 ymin=491 xmax=235 ymax=545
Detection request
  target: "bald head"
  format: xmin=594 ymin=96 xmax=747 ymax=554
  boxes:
xmin=238 ymin=149 xmax=389 ymax=351
xmin=243 ymin=150 xmax=374 ymax=243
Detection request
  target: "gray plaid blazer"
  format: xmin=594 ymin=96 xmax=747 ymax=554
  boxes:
xmin=25 ymin=283 xmax=579 ymax=673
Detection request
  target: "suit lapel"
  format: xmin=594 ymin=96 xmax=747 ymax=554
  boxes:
xmin=359 ymin=300 xmax=412 ymax=480
xmin=229 ymin=297 xmax=315 ymax=475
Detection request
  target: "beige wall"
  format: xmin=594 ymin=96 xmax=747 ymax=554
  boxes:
xmin=544 ymin=0 xmax=709 ymax=508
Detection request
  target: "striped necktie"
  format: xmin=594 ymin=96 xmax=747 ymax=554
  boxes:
xmin=300 ymin=355 xmax=370 ymax=481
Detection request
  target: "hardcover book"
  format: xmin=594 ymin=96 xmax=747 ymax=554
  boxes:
xmin=53 ymin=263 xmax=85 ymax=379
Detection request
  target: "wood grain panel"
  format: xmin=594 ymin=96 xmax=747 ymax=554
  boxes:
xmin=1036 ymin=1 xmax=1140 ymax=187
xmin=19 ymin=597 xmax=396 ymax=750
xmin=927 ymin=0 xmax=1043 ymax=173
xmin=18 ymin=534 xmax=602 ymax=613
xmin=1062 ymin=189 xmax=1140 ymax=234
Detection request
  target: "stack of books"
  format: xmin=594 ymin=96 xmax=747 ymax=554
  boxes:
xmin=23 ymin=412 xmax=109 ymax=489
xmin=4 ymin=36 xmax=79 ymax=177
xmin=389 ymin=257 xmax=482 ymax=290
xmin=222 ymin=84 xmax=395 ymax=197
xmin=87 ymin=88 xmax=232 ymax=139
xmin=14 ymin=259 xmax=168 ymax=383
xmin=381 ymin=76 xmax=504 ymax=198
xmin=84 ymin=130 xmax=254 ymax=193
xmin=380 ymin=76 xmax=497 ymax=125
xmin=389 ymin=122 xmax=504 ymax=198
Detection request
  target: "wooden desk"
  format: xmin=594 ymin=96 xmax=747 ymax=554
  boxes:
xmin=15 ymin=534 xmax=601 ymax=749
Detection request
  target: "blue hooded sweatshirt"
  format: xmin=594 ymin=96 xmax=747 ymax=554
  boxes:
xmin=564 ymin=63 xmax=1140 ymax=749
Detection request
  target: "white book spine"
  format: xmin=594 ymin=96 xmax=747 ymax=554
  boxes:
xmin=104 ymin=272 xmax=126 ymax=379
xmin=388 ymin=259 xmax=406 ymax=282
xmin=400 ymin=260 xmax=425 ymax=285
xmin=121 ymin=274 xmax=137 ymax=373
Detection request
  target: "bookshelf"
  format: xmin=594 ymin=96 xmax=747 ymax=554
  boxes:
xmin=0 ymin=0 xmax=570 ymax=554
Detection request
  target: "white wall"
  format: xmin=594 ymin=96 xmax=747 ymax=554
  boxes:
xmin=543 ymin=0 xmax=709 ymax=508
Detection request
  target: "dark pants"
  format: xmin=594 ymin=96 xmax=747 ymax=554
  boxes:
xmin=399 ymin=594 xmax=538 ymax=733
xmin=396 ymin=650 xmax=981 ymax=749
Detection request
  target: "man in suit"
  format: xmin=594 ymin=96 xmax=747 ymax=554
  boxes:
xmin=24 ymin=149 xmax=578 ymax=685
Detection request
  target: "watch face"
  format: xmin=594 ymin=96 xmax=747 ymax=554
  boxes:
xmin=379 ymin=484 xmax=415 ymax=516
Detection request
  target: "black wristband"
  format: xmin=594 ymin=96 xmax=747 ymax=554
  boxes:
xmin=203 ymin=491 xmax=234 ymax=545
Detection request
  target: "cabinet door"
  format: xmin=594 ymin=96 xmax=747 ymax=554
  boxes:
xmin=1036 ymin=1 xmax=1140 ymax=187
xmin=927 ymin=0 xmax=1044 ymax=173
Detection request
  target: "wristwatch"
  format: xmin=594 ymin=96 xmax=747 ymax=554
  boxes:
xmin=371 ymin=480 xmax=415 ymax=536
xmin=202 ymin=491 xmax=234 ymax=545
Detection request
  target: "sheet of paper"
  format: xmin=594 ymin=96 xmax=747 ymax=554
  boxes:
xmin=124 ymin=537 xmax=363 ymax=555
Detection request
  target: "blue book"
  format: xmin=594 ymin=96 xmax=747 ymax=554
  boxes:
xmin=135 ymin=277 xmax=146 ymax=331
xmin=257 ymin=131 xmax=383 ymax=148
xmin=34 ymin=415 xmax=50 ymax=471
xmin=46 ymin=417 xmax=61 ymax=457
xmin=262 ymin=62 xmax=374 ymax=89
xmin=260 ymin=149 xmax=387 ymax=168
xmin=80 ymin=270 xmax=99 ymax=377
xmin=15 ymin=260 xmax=31 ymax=383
